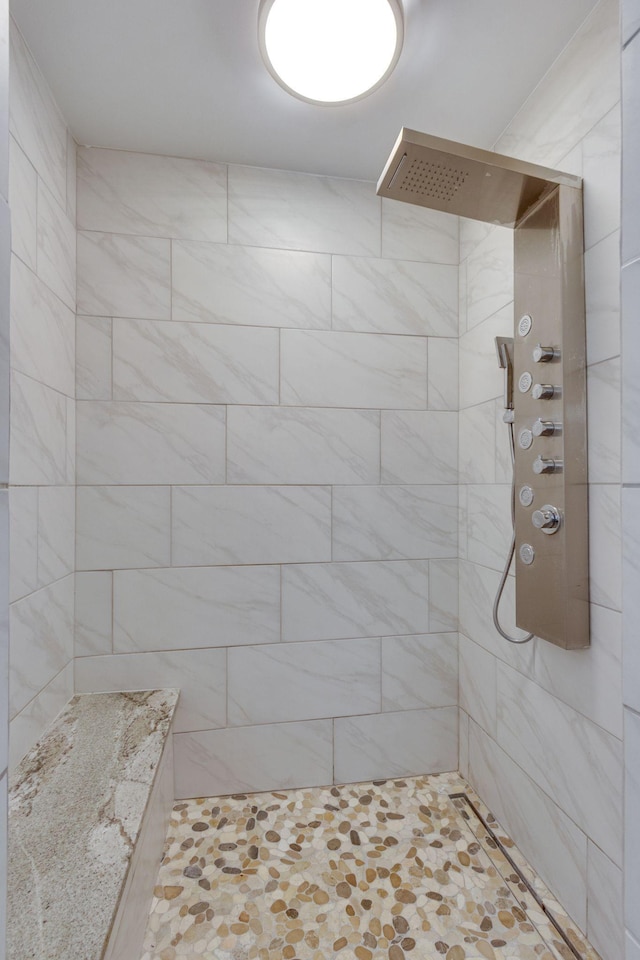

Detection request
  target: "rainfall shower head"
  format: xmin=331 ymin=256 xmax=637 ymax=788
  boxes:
xmin=377 ymin=128 xmax=582 ymax=226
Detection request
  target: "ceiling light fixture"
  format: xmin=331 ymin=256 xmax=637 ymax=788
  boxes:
xmin=258 ymin=0 xmax=404 ymax=106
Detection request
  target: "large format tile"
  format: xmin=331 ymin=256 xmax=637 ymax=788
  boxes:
xmin=9 ymin=486 xmax=37 ymax=602
xmin=381 ymin=199 xmax=458 ymax=264
xmin=589 ymin=483 xmax=622 ymax=612
xmin=585 ymin=229 xmax=621 ymax=365
xmin=9 ymin=661 xmax=73 ymax=770
xmin=37 ymin=485 xmax=74 ymax=586
xmin=625 ymin=707 xmax=640 ymax=943
xmin=622 ymin=260 xmax=640 ymax=484
xmin=174 ymin=720 xmax=334 ymax=798
xmin=36 ymin=179 xmax=75 ymax=311
xmin=9 ymin=371 xmax=68 ymax=485
xmin=587 ymin=840 xmax=624 ymax=960
xmin=623 ymin=32 xmax=640 ymax=264
xmin=172 ymin=485 xmax=331 ymax=567
xmin=623 ymin=0 xmax=640 ymax=43
xmin=381 ymin=633 xmax=457 ymax=711
xmin=427 ymin=337 xmax=458 ymax=410
xmin=465 ymin=484 xmax=512 ymax=572
xmin=77 ymin=231 xmax=170 ymax=319
xmin=332 ymin=485 xmax=457 ymax=561
xmin=76 ymin=486 xmax=171 ymax=570
xmin=281 ymin=329 xmax=427 ymax=409
xmin=459 ymin=305 xmax=513 ymax=409
xmin=76 ymin=316 xmax=112 ymax=400
xmin=458 ymin=401 xmax=496 ymax=483
xmin=227 ymin=406 xmax=379 ymax=485
xmin=113 ymin=566 xmax=280 ymax=652
xmin=282 ymin=560 xmax=429 ymax=642
xmin=623 ymin=488 xmax=640 ymax=714
xmin=77 ymin=147 xmax=227 ymax=240
xmin=583 ymin=105 xmax=621 ymax=251
xmin=428 ymin=559 xmax=458 ymax=632
xmin=459 ymin=634 xmax=497 ymax=737
xmin=8 ymin=135 xmax=36 ymax=269
xmin=77 ymin=401 xmax=226 ymax=485
xmin=75 ymin=571 xmax=112 ymax=657
xmin=112 ymin=317 xmax=279 ymax=404
xmin=228 ymin=638 xmax=380 ymax=725
xmin=172 ymin=241 xmax=331 ymax=328
xmin=465 ymin=226 xmax=513 ymax=330
xmin=228 ymin=165 xmax=380 ymax=256
xmin=381 ymin=411 xmax=457 ymax=484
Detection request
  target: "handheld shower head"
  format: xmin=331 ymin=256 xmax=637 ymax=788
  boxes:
xmin=495 ymin=336 xmax=514 ymax=410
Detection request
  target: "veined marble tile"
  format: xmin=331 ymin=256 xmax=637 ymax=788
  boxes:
xmin=458 ymin=259 xmax=467 ymax=335
xmin=623 ymin=0 xmax=640 ymax=43
xmin=466 ymin=226 xmax=513 ymax=331
xmin=281 ymin=329 xmax=427 ymax=409
xmin=228 ymin=638 xmax=380 ymax=726
xmin=622 ymin=261 xmax=640 ymax=484
xmin=112 ymin=317 xmax=279 ymax=404
xmin=381 ymin=199 xmax=459 ymax=264
xmin=625 ymin=708 xmax=640 ymax=943
xmin=76 ymin=486 xmax=171 ymax=571
xmin=459 ymin=217 xmax=493 ymax=264
xmin=174 ymin=720 xmax=333 ymax=798
xmin=332 ymin=256 xmax=457 ymax=337
xmin=172 ymin=485 xmax=331 ymax=567
xmin=75 ymin=648 xmax=226 ymax=734
xmin=427 ymin=337 xmax=458 ymax=411
xmin=459 ymin=305 xmax=513 ymax=409
xmin=590 ymin=483 xmax=622 ymax=612
xmin=459 ymin=709 xmax=470 ymax=780
xmin=381 ymin=633 xmax=457 ymax=711
xmin=66 ymin=396 xmax=75 ymax=483
xmin=9 ymin=574 xmax=73 ymax=717
xmin=332 ymin=485 xmax=457 ymax=561
xmin=496 ymin=661 xmax=623 ymax=865
xmin=583 ymin=105 xmax=621 ymax=251
xmin=76 ymin=316 xmax=112 ymax=400
xmin=36 ymin=179 xmax=75 ymax=312
xmin=37 ymin=485 xmax=74 ymax=586
xmin=623 ymin=488 xmax=640 ymax=714
xmin=623 ymin=32 xmax=640 ymax=263
xmin=494 ymin=399 xmax=513 ymax=484
xmin=587 ymin=839 xmax=624 ymax=960
xmin=77 ymin=147 xmax=227 ymax=241
xmin=66 ymin=131 xmax=76 ymax=224
xmin=585 ymin=230 xmax=621 ymax=365
xmin=9 ymin=371 xmax=67 ymax=485
xmin=466 ymin=484 xmax=512 ymax=572
xmin=77 ymin=231 xmax=170 ymax=319
xmin=468 ymin=719 xmax=588 ymax=932
xmin=77 ymin=401 xmax=226 ymax=485
xmin=228 ymin=165 xmax=380 ymax=256
xmin=9 ymin=661 xmax=73 ymax=771
xmin=428 ymin=559 xmax=458 ymax=632
xmin=10 ymin=254 xmax=75 ymax=397
xmin=628 ymin=931 xmax=640 ymax=960
xmin=172 ymin=240 xmax=331 ymax=328
xmin=458 ymin=486 xmax=469 ymax=562
xmin=227 ymin=406 xmax=380 ymax=485
xmin=9 ymin=486 xmax=37 ymax=602
xmin=459 ymin=634 xmax=497 ymax=737
xmin=75 ymin=571 xmax=112 ymax=657
xmin=381 ymin=411 xmax=458 ymax=484
xmin=281 ymin=560 xmax=429 ymax=642
xmin=8 ymin=135 xmax=36 ymax=269
xmin=9 ymin=23 xmax=67 ymax=208
xmin=113 ymin=565 xmax=280 ymax=652
xmin=587 ymin=357 xmax=621 ymax=483
xmin=334 ymin=707 xmax=457 ymax=783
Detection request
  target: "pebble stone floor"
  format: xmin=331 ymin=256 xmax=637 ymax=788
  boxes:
xmin=140 ymin=772 xmax=601 ymax=960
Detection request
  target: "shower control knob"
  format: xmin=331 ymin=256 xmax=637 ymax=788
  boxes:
xmin=519 ymin=543 xmax=535 ymax=565
xmin=533 ymin=456 xmax=564 ymax=475
xmin=532 ymin=383 xmax=560 ymax=400
xmin=532 ymin=504 xmax=561 ymax=534
xmin=532 ymin=344 xmax=557 ymax=363
xmin=532 ymin=418 xmax=562 ymax=438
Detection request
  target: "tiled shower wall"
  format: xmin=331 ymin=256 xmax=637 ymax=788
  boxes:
xmin=72 ymin=149 xmax=461 ymax=797
xmin=458 ymin=1 xmax=623 ymax=958
xmin=7 ymin=23 xmax=76 ymax=767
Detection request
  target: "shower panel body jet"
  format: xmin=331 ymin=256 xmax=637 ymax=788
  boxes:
xmin=377 ymin=129 xmax=589 ymax=649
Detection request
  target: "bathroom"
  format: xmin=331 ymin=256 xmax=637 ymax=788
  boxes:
xmin=0 ymin=0 xmax=638 ymax=957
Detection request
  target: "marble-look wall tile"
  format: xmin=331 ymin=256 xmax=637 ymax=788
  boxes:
xmin=589 ymin=483 xmax=622 ymax=611
xmin=9 ymin=371 xmax=68 ymax=485
xmin=622 ymin=260 xmax=640 ymax=484
xmin=334 ymin=707 xmax=457 ymax=783
xmin=9 ymin=486 xmax=37 ymax=602
xmin=623 ymin=0 xmax=640 ymax=43
xmin=227 ymin=406 xmax=380 ymax=485
xmin=465 ymin=226 xmax=513 ymax=330
xmin=37 ymin=485 xmax=74 ymax=586
xmin=381 ymin=411 xmax=458 ymax=484
xmin=174 ymin=720 xmax=333 ymax=798
xmin=8 ymin=661 xmax=73 ymax=771
xmin=66 ymin=131 xmax=76 ymax=224
xmin=428 ymin=559 xmax=458 ymax=632
xmin=76 ymin=316 xmax=112 ymax=400
xmin=77 ymin=231 xmax=170 ymax=319
xmin=172 ymin=485 xmax=331 ymax=566
xmin=77 ymin=147 xmax=227 ymax=241
xmin=459 ymin=709 xmax=469 ymax=780
xmin=172 ymin=240 xmax=331 ymax=329
xmin=427 ymin=337 xmax=458 ymax=411
xmin=583 ymin=105 xmax=621 ymax=251
xmin=332 ymin=256 xmax=457 ymax=337
xmin=458 ymin=259 xmax=467 ymax=335
xmin=36 ymin=179 xmax=75 ymax=311
xmin=628 ymin=932 xmax=640 ymax=960
xmin=459 ymin=634 xmax=497 ymax=737
xmin=381 ymin=199 xmax=458 ymax=264
xmin=8 ymin=135 xmax=36 ymax=269
xmin=587 ymin=840 xmax=624 ymax=960
xmin=459 ymin=305 xmax=513 ymax=409
xmin=282 ymin=560 xmax=429 ymax=642
xmin=65 ymin=396 xmax=75 ymax=483
xmin=113 ymin=566 xmax=280 ymax=652
xmin=9 ymin=574 xmax=73 ymax=717
xmin=280 ymin=329 xmax=427 ymax=409
xmin=623 ymin=30 xmax=640 ymax=263
xmin=228 ymin=165 xmax=380 ymax=256
xmin=496 ymin=661 xmax=623 ymax=864
xmin=494 ymin=399 xmax=513 ymax=484
xmin=585 ymin=229 xmax=621 ymax=365
xmin=587 ymin=357 xmax=621 ymax=483
xmin=466 ymin=484 xmax=512 ymax=572
xmin=75 ymin=571 xmax=112 ymax=657
xmin=332 ymin=485 xmax=457 ymax=561
xmin=459 ymin=218 xmax=493 ymax=264
xmin=10 ymin=254 xmax=75 ymax=397
xmin=228 ymin=638 xmax=380 ymax=726
xmin=381 ymin=633 xmax=457 ymax=711
xmin=625 ymin=708 xmax=640 ymax=943
xmin=459 ymin=402 xmax=496 ymax=484
xmin=76 ymin=486 xmax=171 ymax=570
xmin=75 ymin=648 xmax=226 ymax=734
xmin=76 ymin=401 xmax=226 ymax=485
xmin=623 ymin=488 xmax=640 ymax=714
xmin=112 ymin=317 xmax=279 ymax=405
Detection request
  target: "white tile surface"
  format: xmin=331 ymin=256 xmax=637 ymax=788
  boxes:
xmin=381 ymin=199 xmax=458 ymax=264
xmin=587 ymin=358 xmax=621 ymax=483
xmin=174 ymin=720 xmax=334 ymax=798
xmin=77 ymin=147 xmax=227 ymax=240
xmin=587 ymin=840 xmax=624 ymax=960
xmin=465 ymin=226 xmax=513 ymax=330
xmin=623 ymin=0 xmax=640 ymax=43
xmin=9 ymin=661 xmax=73 ymax=770
xmin=172 ymin=240 xmax=331 ymax=328
xmin=76 ymin=316 xmax=112 ymax=400
xmin=228 ymin=165 xmax=380 ymax=256
xmin=172 ymin=485 xmax=331 ymax=566
xmin=626 ymin=931 xmax=640 ymax=960
xmin=427 ymin=337 xmax=458 ymax=411
xmin=227 ymin=406 xmax=380 ymax=485
xmin=9 ymin=485 xmax=37 ymax=602
xmin=458 ymin=402 xmax=496 ymax=483
xmin=623 ymin=33 xmax=640 ymax=263
xmin=583 ymin=105 xmax=621 ymax=251
xmin=589 ymin=483 xmax=622 ymax=611
xmin=77 ymin=231 xmax=170 ymax=319
xmin=77 ymin=401 xmax=226 ymax=485
xmin=113 ymin=565 xmax=280 ymax=652
xmin=9 ymin=371 xmax=68 ymax=485
xmin=625 ymin=708 xmax=640 ymax=942
xmin=66 ymin=130 xmax=76 ymax=224
xmin=622 ymin=260 xmax=640 ymax=484
xmin=37 ymin=485 xmax=74 ymax=585
xmin=112 ymin=317 xmax=279 ymax=404
xmin=282 ymin=560 xmax=429 ymax=642
xmin=428 ymin=559 xmax=458 ymax=632
xmin=459 ymin=709 xmax=469 ymax=780
xmin=281 ymin=329 xmax=427 ymax=409
xmin=459 ymin=305 xmax=513 ymax=409
xmin=381 ymin=633 xmax=457 ymax=710
xmin=381 ymin=411 xmax=457 ymax=484
xmin=9 ymin=135 xmax=36 ymax=269
xmin=36 ymin=178 xmax=75 ymax=311
xmin=75 ymin=571 xmax=112 ymax=657
xmin=334 ymin=707 xmax=457 ymax=783
xmin=465 ymin=484 xmax=512 ymax=572
xmin=623 ymin=488 xmax=640 ymax=714
xmin=585 ymin=230 xmax=621 ymax=365
xmin=459 ymin=634 xmax=497 ymax=737
xmin=76 ymin=486 xmax=171 ymax=570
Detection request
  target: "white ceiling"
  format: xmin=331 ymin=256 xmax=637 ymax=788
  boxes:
xmin=10 ymin=0 xmax=600 ymax=181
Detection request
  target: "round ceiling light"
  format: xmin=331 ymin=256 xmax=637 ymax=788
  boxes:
xmin=258 ymin=0 xmax=404 ymax=106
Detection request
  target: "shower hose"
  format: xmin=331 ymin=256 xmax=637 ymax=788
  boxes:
xmin=492 ymin=415 xmax=535 ymax=645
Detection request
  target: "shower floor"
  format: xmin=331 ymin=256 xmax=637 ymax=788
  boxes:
xmin=140 ymin=772 xmax=600 ymax=960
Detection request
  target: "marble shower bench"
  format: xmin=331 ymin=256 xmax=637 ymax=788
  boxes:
xmin=7 ymin=689 xmax=178 ymax=960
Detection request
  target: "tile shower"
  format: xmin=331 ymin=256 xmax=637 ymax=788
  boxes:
xmin=3 ymin=0 xmax=632 ymax=958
